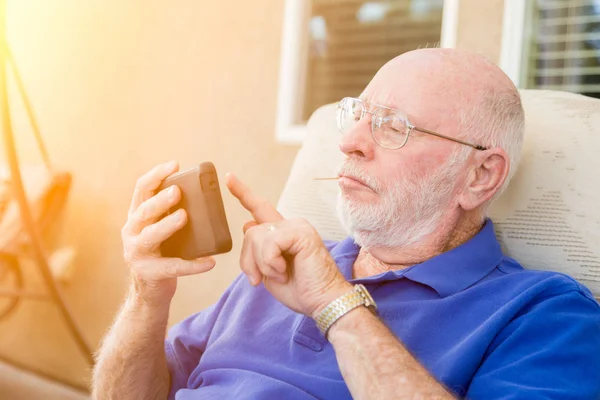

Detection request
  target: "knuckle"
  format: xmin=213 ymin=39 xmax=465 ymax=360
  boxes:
xmin=293 ymin=217 xmax=309 ymax=226
xmin=122 ymin=238 xmax=137 ymax=263
xmin=128 ymin=236 xmax=147 ymax=257
xmin=295 ymin=218 xmax=314 ymax=233
xmin=120 ymin=225 xmax=130 ymax=240
xmin=164 ymin=260 xmax=179 ymax=277
xmin=135 ymin=175 xmax=149 ymax=190
xmin=288 ymin=217 xmax=302 ymax=226
xmin=137 ymin=204 xmax=150 ymax=223
xmin=138 ymin=227 xmax=157 ymax=249
xmin=123 ymin=249 xmax=134 ymax=264
xmin=139 ymin=235 xmax=154 ymax=251
xmin=263 ymin=249 xmax=277 ymax=265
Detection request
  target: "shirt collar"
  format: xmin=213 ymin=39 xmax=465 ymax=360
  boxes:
xmin=331 ymin=219 xmax=504 ymax=298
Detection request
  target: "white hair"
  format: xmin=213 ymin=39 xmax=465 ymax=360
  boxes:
xmin=336 ymin=152 xmax=467 ymax=249
xmin=460 ymin=88 xmax=526 ymax=202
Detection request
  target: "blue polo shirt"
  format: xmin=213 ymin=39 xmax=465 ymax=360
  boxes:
xmin=165 ymin=220 xmax=600 ymax=399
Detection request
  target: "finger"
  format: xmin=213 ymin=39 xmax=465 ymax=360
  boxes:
xmin=127 ymin=185 xmax=182 ymax=234
xmin=225 ymin=173 xmax=283 ymax=224
xmin=240 ymin=226 xmax=263 ymax=286
xmin=261 ymin=233 xmax=288 ymax=278
xmin=252 ymin=226 xmax=287 ymax=284
xmin=242 ymin=220 xmax=258 ymax=234
xmin=129 ymin=161 xmax=179 ymax=215
xmin=135 ymin=256 xmax=216 ymax=281
xmin=136 ymin=209 xmax=187 ymax=254
xmin=260 ymin=219 xmax=312 ymax=261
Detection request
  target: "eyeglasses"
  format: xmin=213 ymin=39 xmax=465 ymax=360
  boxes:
xmin=336 ymin=97 xmax=487 ymax=151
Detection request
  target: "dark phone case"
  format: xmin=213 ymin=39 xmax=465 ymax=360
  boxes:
xmin=159 ymin=162 xmax=232 ymax=259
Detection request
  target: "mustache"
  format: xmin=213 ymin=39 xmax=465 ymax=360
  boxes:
xmin=336 ymin=161 xmax=382 ymax=192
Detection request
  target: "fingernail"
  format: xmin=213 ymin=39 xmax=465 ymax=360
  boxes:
xmin=166 ymin=160 xmax=177 ymax=170
xmin=169 ymin=186 xmax=176 ymax=201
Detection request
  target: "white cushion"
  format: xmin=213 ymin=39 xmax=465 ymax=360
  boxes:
xmin=276 ymin=90 xmax=600 ymax=299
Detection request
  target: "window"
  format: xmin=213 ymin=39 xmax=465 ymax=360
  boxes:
xmin=502 ymin=0 xmax=600 ymax=98
xmin=276 ymin=0 xmax=445 ymax=143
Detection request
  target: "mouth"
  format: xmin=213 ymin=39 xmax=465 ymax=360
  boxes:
xmin=338 ymin=174 xmax=374 ymax=191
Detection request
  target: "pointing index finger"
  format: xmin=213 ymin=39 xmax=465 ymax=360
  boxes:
xmin=225 ymin=173 xmax=283 ymax=224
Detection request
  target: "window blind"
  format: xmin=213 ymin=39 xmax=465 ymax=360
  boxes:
xmin=302 ymin=0 xmax=444 ymax=121
xmin=524 ymin=0 xmax=600 ymax=98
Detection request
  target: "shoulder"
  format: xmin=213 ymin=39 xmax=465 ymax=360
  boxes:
xmin=494 ymin=256 xmax=599 ymax=308
xmin=468 ymin=267 xmax=600 ymax=399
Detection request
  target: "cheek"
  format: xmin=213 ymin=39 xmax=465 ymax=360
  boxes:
xmin=376 ymin=153 xmax=435 ymax=186
xmin=416 ymin=148 xmax=448 ymax=170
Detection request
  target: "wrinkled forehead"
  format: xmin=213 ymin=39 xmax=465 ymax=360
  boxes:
xmin=358 ymin=60 xmax=466 ymax=131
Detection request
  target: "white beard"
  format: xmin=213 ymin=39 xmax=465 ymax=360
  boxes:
xmin=336 ymin=155 xmax=464 ymax=249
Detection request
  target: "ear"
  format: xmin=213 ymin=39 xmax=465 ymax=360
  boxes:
xmin=458 ymin=148 xmax=510 ymax=211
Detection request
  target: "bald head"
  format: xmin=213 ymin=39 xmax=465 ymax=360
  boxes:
xmin=388 ymin=48 xmax=516 ymax=92
xmin=362 ymin=48 xmax=525 ymax=195
xmin=365 ymin=49 xmax=518 ymax=134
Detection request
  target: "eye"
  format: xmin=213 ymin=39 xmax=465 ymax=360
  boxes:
xmin=389 ymin=118 xmax=409 ymax=135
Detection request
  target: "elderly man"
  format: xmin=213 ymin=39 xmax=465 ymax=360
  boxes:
xmin=92 ymin=49 xmax=600 ymax=399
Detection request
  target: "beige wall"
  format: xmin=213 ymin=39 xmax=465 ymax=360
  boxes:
xmin=1 ymin=0 xmax=297 ymax=389
xmin=455 ymin=0 xmax=505 ymax=64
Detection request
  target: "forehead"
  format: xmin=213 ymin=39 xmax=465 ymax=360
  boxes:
xmin=359 ymin=66 xmax=429 ymax=116
xmin=358 ymin=60 xmax=463 ymax=129
xmin=358 ymin=88 xmax=423 ymax=124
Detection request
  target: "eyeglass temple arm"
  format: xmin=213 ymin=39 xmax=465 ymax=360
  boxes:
xmin=412 ymin=126 xmax=487 ymax=151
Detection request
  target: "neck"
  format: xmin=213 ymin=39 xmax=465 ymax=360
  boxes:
xmin=353 ymin=212 xmax=485 ymax=279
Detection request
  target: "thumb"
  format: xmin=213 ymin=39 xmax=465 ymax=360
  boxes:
xmin=242 ymin=220 xmax=259 ymax=234
xmin=225 ymin=173 xmax=283 ymax=224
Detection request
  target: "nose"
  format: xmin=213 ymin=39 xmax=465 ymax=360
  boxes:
xmin=338 ymin=115 xmax=376 ymax=160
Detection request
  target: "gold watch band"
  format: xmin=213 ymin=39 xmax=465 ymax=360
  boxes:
xmin=315 ymin=284 xmax=377 ymax=338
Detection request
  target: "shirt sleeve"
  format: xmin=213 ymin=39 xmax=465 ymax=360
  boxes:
xmin=466 ymin=289 xmax=600 ymax=399
xmin=165 ymin=274 xmax=244 ymax=399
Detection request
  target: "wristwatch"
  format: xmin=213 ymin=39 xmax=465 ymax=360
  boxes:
xmin=315 ymin=284 xmax=377 ymax=338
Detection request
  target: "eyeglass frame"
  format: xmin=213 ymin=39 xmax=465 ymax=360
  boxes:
xmin=336 ymin=97 xmax=488 ymax=151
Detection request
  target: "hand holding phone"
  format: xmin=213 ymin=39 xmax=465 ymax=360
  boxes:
xmin=158 ymin=162 xmax=232 ymax=260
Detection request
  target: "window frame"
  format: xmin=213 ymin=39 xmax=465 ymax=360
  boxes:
xmin=499 ymin=0 xmax=600 ymax=91
xmin=499 ymin=0 xmax=531 ymax=88
xmin=275 ymin=0 xmax=312 ymax=144
xmin=274 ymin=0 xmax=458 ymax=144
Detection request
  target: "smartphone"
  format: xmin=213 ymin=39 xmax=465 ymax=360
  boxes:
xmin=158 ymin=162 xmax=232 ymax=259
